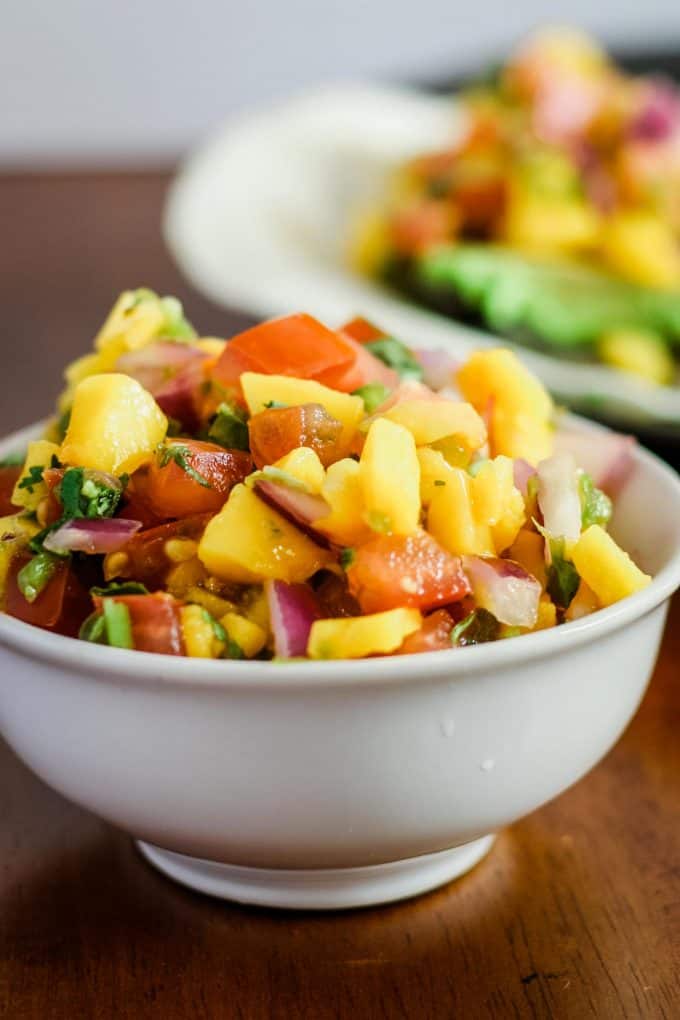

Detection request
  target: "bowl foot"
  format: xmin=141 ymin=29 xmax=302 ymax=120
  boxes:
xmin=136 ymin=834 xmax=495 ymax=910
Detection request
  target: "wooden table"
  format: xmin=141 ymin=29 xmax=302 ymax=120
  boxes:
xmin=1 ymin=173 xmax=678 ymax=1020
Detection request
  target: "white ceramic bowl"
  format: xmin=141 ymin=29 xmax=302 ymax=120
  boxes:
xmin=1 ymin=421 xmax=679 ymax=910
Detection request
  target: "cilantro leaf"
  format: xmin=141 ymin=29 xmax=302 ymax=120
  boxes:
xmin=352 ymin=382 xmax=391 ymax=414
xmin=365 ymin=337 xmax=423 ymax=381
xmin=18 ymin=464 xmax=45 ymax=494
xmin=157 ymin=443 xmax=212 ymax=488
xmin=208 ymin=402 xmax=249 ymax=451
xmin=546 ymin=538 xmax=580 ymax=608
xmin=339 ymin=547 xmax=356 ymax=569
xmin=451 ymin=608 xmax=500 ymax=646
xmin=90 ymin=581 xmax=149 ymax=597
xmin=579 ymin=472 xmax=612 ymax=529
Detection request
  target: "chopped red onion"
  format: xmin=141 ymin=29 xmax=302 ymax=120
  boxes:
xmin=463 ymin=556 xmax=541 ymax=628
xmin=254 ymin=480 xmax=332 ymax=548
xmin=554 ymin=429 xmax=635 ymax=497
xmin=630 ymin=79 xmax=680 ymax=142
xmin=116 ymin=341 xmax=205 ymax=393
xmin=266 ymin=580 xmax=321 ymax=658
xmin=536 ymin=453 xmax=582 ymax=543
xmin=43 ymin=517 xmax=142 ymax=555
xmin=415 ymin=348 xmax=460 ymax=391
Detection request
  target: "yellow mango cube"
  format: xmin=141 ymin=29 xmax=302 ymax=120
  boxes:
xmin=195 ymin=338 xmax=227 ymax=357
xmin=472 ymin=456 xmax=525 ymax=553
xmin=60 ymin=374 xmax=167 ymax=476
xmin=600 ymin=212 xmax=680 ymax=289
xmin=95 ymin=289 xmax=166 ymax=353
xmin=417 ymin=448 xmax=455 ymax=506
xmin=241 ymin=373 xmax=364 ymax=449
xmin=565 ymin=579 xmax=600 ymax=621
xmin=383 ymin=399 xmax=486 ymax=453
xmin=427 ymin=468 xmax=494 ymax=556
xmin=12 ymin=440 xmax=61 ymax=511
xmin=503 ymin=189 xmax=601 ymax=254
xmin=530 ymin=596 xmax=557 ymax=631
xmin=598 ymin=329 xmax=675 ymax=386
xmin=198 ymin=484 xmax=329 ymax=583
xmin=315 ymin=458 xmax=372 ymax=546
xmin=457 ymin=349 xmax=553 ymax=464
xmin=274 ymin=447 xmax=325 ymax=493
xmin=508 ymin=529 xmax=547 ymax=588
xmin=181 ymin=604 xmax=223 ymax=658
xmin=308 ymin=608 xmax=422 ymax=659
xmin=571 ymin=525 xmax=651 ymax=607
xmin=220 ymin=612 xmax=267 ymax=658
xmin=359 ymin=418 xmax=420 ymax=535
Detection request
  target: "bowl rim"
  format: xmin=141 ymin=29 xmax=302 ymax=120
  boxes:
xmin=1 ymin=417 xmax=679 ymax=691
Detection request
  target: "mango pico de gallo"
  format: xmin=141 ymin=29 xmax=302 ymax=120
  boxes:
xmin=0 ymin=288 xmax=651 ymax=660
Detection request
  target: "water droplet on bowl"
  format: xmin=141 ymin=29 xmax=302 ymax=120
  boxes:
xmin=440 ymin=718 xmax=456 ymax=738
xmin=480 ymin=758 xmax=495 ymax=772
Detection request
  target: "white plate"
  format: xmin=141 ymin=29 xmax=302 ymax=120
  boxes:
xmin=164 ymin=83 xmax=680 ymax=437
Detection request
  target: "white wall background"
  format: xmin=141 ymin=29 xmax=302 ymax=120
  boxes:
xmin=2 ymin=0 xmax=679 ymax=165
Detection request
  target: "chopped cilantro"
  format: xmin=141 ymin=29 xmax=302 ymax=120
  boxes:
xmin=201 ymin=607 xmax=227 ymax=643
xmin=546 ymin=538 xmax=580 ymax=608
xmin=352 ymin=382 xmax=391 ymax=414
xmin=339 ymin=547 xmax=356 ymax=569
xmin=17 ymin=551 xmax=60 ymax=603
xmin=157 ymin=443 xmax=212 ymax=488
xmin=365 ymin=337 xmax=423 ymax=381
xmin=434 ymin=478 xmax=446 ymax=487
xmin=208 ymin=402 xmax=249 ymax=451
xmin=263 ymin=400 xmax=288 ymax=409
xmin=199 ymin=608 xmax=245 ymax=659
xmin=18 ymin=464 xmax=46 ymax=494
xmin=90 ymin=581 xmax=149 ymax=597
xmin=29 ymin=467 xmax=124 ymax=553
xmin=579 ymin=472 xmax=612 ymax=529
xmin=451 ymin=609 xmax=500 ymax=646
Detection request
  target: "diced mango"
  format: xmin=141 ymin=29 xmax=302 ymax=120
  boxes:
xmin=508 ymin=528 xmax=547 ymax=588
xmin=457 ymin=349 xmax=553 ymax=464
xmin=0 ymin=514 xmax=38 ymax=603
xmin=186 ymin=587 xmax=236 ymax=619
xmin=240 ymin=586 xmax=270 ymax=632
xmin=60 ymin=374 xmax=167 ymax=476
xmin=472 ymin=456 xmax=525 ymax=553
xmin=315 ymin=458 xmax=372 ymax=546
xmin=531 ymin=596 xmax=557 ymax=631
xmin=427 ymin=468 xmax=494 ymax=556
xmin=274 ymin=447 xmax=325 ymax=493
xmin=430 ymin=435 xmax=473 ymax=468
xmin=95 ymin=289 xmax=165 ymax=353
xmin=571 ymin=525 xmax=651 ymax=607
xmin=417 ymin=448 xmax=455 ymax=506
xmin=195 ymin=338 xmax=227 ymax=357
xmin=198 ymin=484 xmax=329 ymax=583
xmin=600 ymin=212 xmax=680 ymax=289
xmin=240 ymin=373 xmax=364 ymax=450
xmin=503 ymin=190 xmax=601 ymax=254
xmin=12 ymin=440 xmax=61 ymax=511
xmin=220 ymin=612 xmax=267 ymax=658
xmin=308 ymin=608 xmax=422 ymax=659
xmin=181 ymin=604 xmax=223 ymax=658
xmin=382 ymin=399 xmax=486 ymax=454
xmin=359 ymin=418 xmax=420 ymax=535
xmin=598 ymin=329 xmax=675 ymax=386
xmin=565 ymin=579 xmax=600 ymax=621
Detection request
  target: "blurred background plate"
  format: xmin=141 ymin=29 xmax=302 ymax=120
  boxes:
xmin=165 ymin=83 xmax=680 ymax=439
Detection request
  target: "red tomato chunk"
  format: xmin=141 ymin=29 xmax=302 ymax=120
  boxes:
xmin=248 ymin=403 xmax=344 ymax=469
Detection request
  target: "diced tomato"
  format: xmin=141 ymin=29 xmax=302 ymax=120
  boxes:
xmin=212 ymin=314 xmax=357 ymax=390
xmin=398 ymin=608 xmax=455 ymax=654
xmin=389 ymin=199 xmax=458 ymax=255
xmin=248 ymin=403 xmax=344 ymax=469
xmin=93 ymin=592 xmax=185 ymax=655
xmin=134 ymin=440 xmax=253 ymax=519
xmin=117 ymin=513 xmax=212 ymax=587
xmin=346 ymin=532 xmax=471 ymax=614
xmin=318 ymin=336 xmax=400 ymax=392
xmin=338 ymin=317 xmax=386 ymax=344
xmin=0 ymin=465 xmax=21 ymax=516
xmin=5 ymin=554 xmax=92 ymax=637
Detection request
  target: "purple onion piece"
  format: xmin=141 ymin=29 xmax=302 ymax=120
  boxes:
xmin=513 ymin=458 xmax=537 ymax=498
xmin=463 ymin=555 xmax=541 ymax=629
xmin=254 ymin=480 xmax=332 ymax=549
xmin=266 ymin=579 xmax=322 ymax=658
xmin=553 ymin=430 xmax=635 ymax=498
xmin=415 ymin=348 xmax=460 ymax=391
xmin=43 ymin=517 xmax=142 ymax=555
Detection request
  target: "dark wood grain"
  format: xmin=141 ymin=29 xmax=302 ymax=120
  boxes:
xmin=1 ymin=173 xmax=679 ymax=1020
